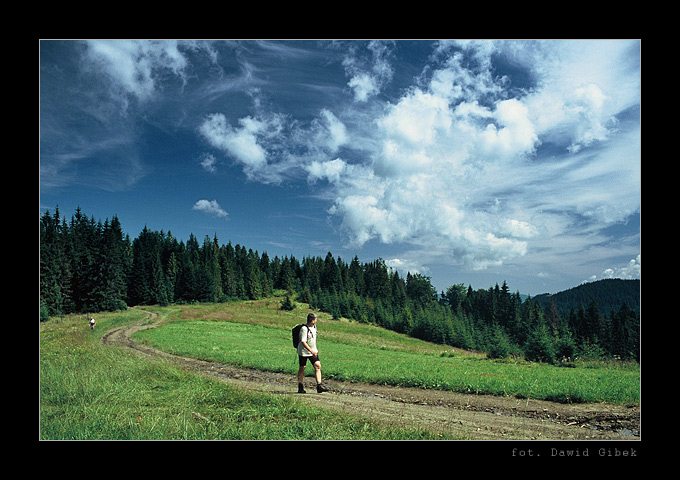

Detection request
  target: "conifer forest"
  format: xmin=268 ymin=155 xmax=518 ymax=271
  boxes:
xmin=40 ymin=207 xmax=640 ymax=362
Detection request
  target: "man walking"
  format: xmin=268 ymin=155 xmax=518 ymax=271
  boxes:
xmin=297 ymin=313 xmax=329 ymax=393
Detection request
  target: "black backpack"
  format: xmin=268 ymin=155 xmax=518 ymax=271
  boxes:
xmin=292 ymin=324 xmax=307 ymax=348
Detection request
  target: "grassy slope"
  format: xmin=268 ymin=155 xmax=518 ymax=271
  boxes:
xmin=40 ymin=296 xmax=639 ymax=440
xmin=135 ymin=297 xmax=639 ymax=405
xmin=39 ymin=307 xmax=445 ymax=440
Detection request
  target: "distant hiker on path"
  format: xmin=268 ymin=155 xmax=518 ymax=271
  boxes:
xmin=297 ymin=313 xmax=329 ymax=393
xmin=89 ymin=317 xmax=95 ymax=330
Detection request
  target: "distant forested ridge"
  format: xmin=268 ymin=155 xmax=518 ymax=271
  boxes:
xmin=40 ymin=207 xmax=640 ymax=362
xmin=534 ymin=279 xmax=640 ymax=317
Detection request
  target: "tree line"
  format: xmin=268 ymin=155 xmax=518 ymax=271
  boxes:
xmin=40 ymin=207 xmax=640 ymax=362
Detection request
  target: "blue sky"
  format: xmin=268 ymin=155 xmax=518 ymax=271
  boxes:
xmin=39 ymin=40 xmax=640 ymax=296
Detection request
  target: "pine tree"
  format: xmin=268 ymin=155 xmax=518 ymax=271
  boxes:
xmin=40 ymin=208 xmax=70 ymax=316
xmin=245 ymin=250 xmax=262 ymax=300
xmin=348 ymin=256 xmax=364 ymax=295
xmin=68 ymin=208 xmax=98 ymax=312
xmin=280 ymin=294 xmax=296 ymax=311
xmin=94 ymin=217 xmax=127 ymax=311
xmin=554 ymin=328 xmax=576 ymax=362
xmin=487 ymin=324 xmax=511 ymax=359
xmin=151 ymin=248 xmax=169 ymax=306
xmin=322 ymin=252 xmax=343 ymax=292
xmin=406 ymin=273 xmax=438 ymax=308
xmin=443 ymin=284 xmax=466 ymax=315
xmin=302 ymin=256 xmax=321 ymax=292
xmin=390 ymin=270 xmax=407 ymax=309
xmin=611 ymin=303 xmax=639 ymax=360
xmin=166 ymin=252 xmax=177 ymax=303
xmin=498 ymin=280 xmax=512 ymax=327
xmin=585 ymin=299 xmax=602 ymax=342
xmin=524 ymin=322 xmax=556 ymax=364
xmin=260 ymin=251 xmax=273 ymax=297
xmin=129 ymin=227 xmax=151 ymax=305
xmin=364 ymin=259 xmax=389 ymax=300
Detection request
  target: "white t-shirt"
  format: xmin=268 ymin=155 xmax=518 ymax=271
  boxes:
xmin=297 ymin=324 xmax=317 ymax=357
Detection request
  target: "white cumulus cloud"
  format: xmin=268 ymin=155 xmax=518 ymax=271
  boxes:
xmin=198 ymin=113 xmax=270 ymax=173
xmin=192 ymin=199 xmax=228 ymax=218
xmin=197 ymin=40 xmax=640 ymax=276
xmin=199 ymin=152 xmax=217 ymax=173
xmin=602 ymin=255 xmax=641 ymax=280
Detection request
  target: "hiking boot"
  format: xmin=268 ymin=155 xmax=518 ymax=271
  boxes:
xmin=316 ymin=383 xmax=329 ymax=393
xmin=298 ymin=383 xmax=306 ymax=394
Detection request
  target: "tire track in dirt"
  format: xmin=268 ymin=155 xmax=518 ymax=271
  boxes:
xmin=102 ymin=309 xmax=640 ymax=440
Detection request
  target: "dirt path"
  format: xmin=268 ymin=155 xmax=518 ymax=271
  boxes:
xmin=102 ymin=312 xmax=640 ymax=440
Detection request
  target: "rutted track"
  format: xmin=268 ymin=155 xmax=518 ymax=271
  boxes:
xmin=102 ymin=310 xmax=640 ymax=440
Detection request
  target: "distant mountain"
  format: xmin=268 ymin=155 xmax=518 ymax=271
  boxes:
xmin=533 ymin=279 xmax=640 ymax=317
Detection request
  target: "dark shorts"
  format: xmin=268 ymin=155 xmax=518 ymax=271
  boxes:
xmin=298 ymin=355 xmax=320 ymax=367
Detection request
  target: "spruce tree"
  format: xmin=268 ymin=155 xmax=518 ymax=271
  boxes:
xmin=95 ymin=217 xmax=127 ymax=311
xmin=40 ymin=209 xmax=69 ymax=316
xmin=151 ymin=248 xmax=169 ymax=306
xmin=280 ymin=294 xmax=296 ymax=311
xmin=524 ymin=322 xmax=556 ymax=364
xmin=245 ymin=251 xmax=262 ymax=300
xmin=554 ymin=328 xmax=576 ymax=362
xmin=487 ymin=324 xmax=511 ymax=359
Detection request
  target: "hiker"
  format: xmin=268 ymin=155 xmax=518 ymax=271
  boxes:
xmin=89 ymin=317 xmax=95 ymax=330
xmin=297 ymin=312 xmax=329 ymax=393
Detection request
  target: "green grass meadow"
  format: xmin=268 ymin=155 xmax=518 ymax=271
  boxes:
xmin=40 ymin=296 xmax=639 ymax=440
xmin=135 ymin=298 xmax=639 ymax=405
xmin=40 ymin=306 xmax=445 ymax=440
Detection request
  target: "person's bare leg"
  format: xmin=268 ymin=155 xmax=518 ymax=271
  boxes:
xmin=313 ymin=360 xmax=328 ymax=392
xmin=313 ymin=360 xmax=322 ymax=385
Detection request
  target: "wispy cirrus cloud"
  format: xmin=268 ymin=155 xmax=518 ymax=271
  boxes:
xmin=83 ymin=40 xmax=190 ymax=104
xmin=41 ymin=40 xmax=201 ymax=191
